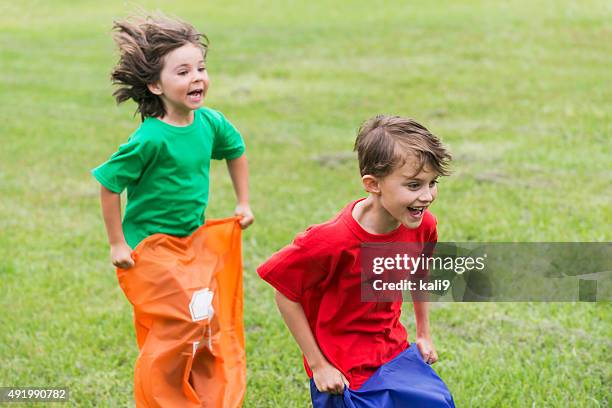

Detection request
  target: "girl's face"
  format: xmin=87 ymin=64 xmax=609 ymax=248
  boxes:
xmin=149 ymin=42 xmax=209 ymax=119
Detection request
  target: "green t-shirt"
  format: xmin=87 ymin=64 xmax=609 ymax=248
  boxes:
xmin=92 ymin=107 xmax=245 ymax=249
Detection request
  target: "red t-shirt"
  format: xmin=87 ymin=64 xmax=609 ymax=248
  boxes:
xmin=257 ymin=199 xmax=438 ymax=389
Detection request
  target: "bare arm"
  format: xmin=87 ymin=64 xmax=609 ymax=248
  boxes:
xmin=226 ymin=154 xmax=254 ymax=229
xmin=412 ymin=298 xmax=438 ymax=364
xmin=99 ymin=185 xmax=134 ymax=269
xmin=275 ymin=291 xmax=348 ymax=393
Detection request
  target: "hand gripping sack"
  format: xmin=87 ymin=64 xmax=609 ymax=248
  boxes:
xmin=311 ymin=344 xmax=455 ymax=408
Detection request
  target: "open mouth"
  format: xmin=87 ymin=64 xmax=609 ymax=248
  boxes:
xmin=407 ymin=206 xmax=426 ymax=217
xmin=188 ymin=89 xmax=203 ymax=98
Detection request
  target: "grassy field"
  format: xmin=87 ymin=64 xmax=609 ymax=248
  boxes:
xmin=1 ymin=0 xmax=610 ymax=406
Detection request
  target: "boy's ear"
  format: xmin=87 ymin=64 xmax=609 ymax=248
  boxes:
xmin=361 ymin=175 xmax=381 ymax=195
xmin=147 ymin=82 xmax=163 ymax=95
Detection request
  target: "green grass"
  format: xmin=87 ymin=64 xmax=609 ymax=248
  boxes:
xmin=1 ymin=0 xmax=611 ymax=406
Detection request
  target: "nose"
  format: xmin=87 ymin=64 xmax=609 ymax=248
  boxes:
xmin=194 ymin=68 xmax=207 ymax=82
xmin=418 ymin=186 xmax=434 ymax=203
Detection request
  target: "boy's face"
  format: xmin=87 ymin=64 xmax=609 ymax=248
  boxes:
xmin=374 ymin=156 xmax=439 ymax=229
xmin=149 ymin=42 xmax=209 ymax=116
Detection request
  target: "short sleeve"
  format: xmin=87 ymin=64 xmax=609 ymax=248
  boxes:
xmin=210 ymin=110 xmax=245 ymax=160
xmin=257 ymin=234 xmax=328 ymax=302
xmin=91 ymin=135 xmax=156 ymax=193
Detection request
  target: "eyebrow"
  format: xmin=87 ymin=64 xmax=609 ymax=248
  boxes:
xmin=402 ymin=174 xmax=439 ymax=181
xmin=173 ymin=61 xmax=206 ymax=70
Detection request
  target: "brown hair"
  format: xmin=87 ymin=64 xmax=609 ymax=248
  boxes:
xmin=110 ymin=14 xmax=209 ymax=120
xmin=354 ymin=115 xmax=452 ymax=178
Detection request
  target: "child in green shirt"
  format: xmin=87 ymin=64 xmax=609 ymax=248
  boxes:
xmin=93 ymin=14 xmax=253 ymax=262
xmin=91 ymin=14 xmax=253 ymax=407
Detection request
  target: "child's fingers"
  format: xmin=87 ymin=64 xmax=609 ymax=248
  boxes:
xmin=332 ymin=372 xmax=347 ymax=394
xmin=419 ymin=348 xmax=432 ymax=363
xmin=429 ymin=351 xmax=439 ymax=364
xmin=113 ymin=257 xmax=134 ymax=269
xmin=334 ymin=383 xmax=343 ymax=394
xmin=424 ymin=351 xmax=438 ymax=364
xmin=316 ymin=380 xmax=333 ymax=394
xmin=327 ymin=380 xmax=343 ymax=394
xmin=238 ymin=214 xmax=254 ymax=229
xmin=315 ymin=376 xmax=344 ymax=394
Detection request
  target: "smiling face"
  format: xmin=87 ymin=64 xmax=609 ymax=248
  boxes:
xmin=148 ymin=42 xmax=208 ymax=120
xmin=372 ymin=155 xmax=439 ymax=229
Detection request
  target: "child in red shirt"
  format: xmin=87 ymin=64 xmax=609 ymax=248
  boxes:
xmin=258 ymin=115 xmax=454 ymax=406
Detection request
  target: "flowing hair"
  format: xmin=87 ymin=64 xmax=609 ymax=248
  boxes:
xmin=110 ymin=13 xmax=209 ymax=120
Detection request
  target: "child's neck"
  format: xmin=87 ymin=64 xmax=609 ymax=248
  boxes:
xmin=158 ymin=109 xmax=195 ymax=127
xmin=352 ymin=195 xmax=401 ymax=235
